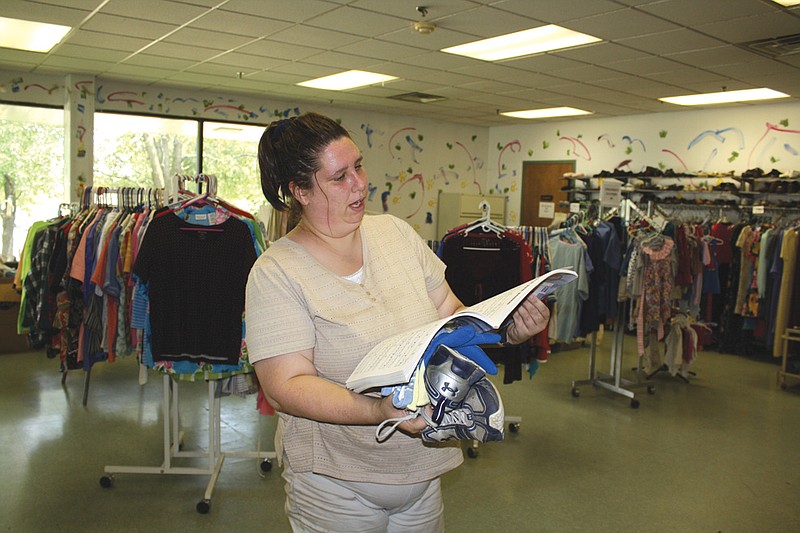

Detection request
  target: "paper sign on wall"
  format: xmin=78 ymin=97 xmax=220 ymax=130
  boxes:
xmin=538 ymin=201 xmax=555 ymax=218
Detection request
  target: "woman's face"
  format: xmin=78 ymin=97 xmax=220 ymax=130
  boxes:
xmin=298 ymin=136 xmax=368 ymax=237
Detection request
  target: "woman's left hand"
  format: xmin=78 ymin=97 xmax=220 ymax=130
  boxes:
xmin=506 ymin=295 xmax=551 ymax=345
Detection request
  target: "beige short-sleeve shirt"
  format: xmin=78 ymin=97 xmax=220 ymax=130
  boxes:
xmin=245 ymin=214 xmax=462 ymax=483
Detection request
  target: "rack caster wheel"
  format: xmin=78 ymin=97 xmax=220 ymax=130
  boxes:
xmin=196 ymin=499 xmax=210 ymax=514
xmin=647 ymin=385 xmax=656 ymax=395
xmin=509 ymin=423 xmax=520 ymax=433
xmin=260 ymin=459 xmax=272 ymax=473
xmin=630 ymin=399 xmax=640 ymax=409
xmin=99 ymin=475 xmax=113 ymax=488
xmin=571 ymin=387 xmax=580 ymax=397
xmin=466 ymin=447 xmax=479 ymax=459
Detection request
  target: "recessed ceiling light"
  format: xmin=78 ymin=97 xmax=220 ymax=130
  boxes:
xmin=297 ymin=70 xmax=398 ymax=91
xmin=442 ymin=25 xmax=601 ymax=61
xmin=501 ymin=107 xmax=592 ymax=119
xmin=659 ymin=88 xmax=790 ymax=106
xmin=771 ymin=0 xmax=800 ymax=7
xmin=0 ymin=16 xmax=71 ymax=53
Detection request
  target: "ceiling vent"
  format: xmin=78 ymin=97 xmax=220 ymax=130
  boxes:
xmin=739 ymin=32 xmax=800 ymax=58
xmin=388 ymin=91 xmax=447 ymax=103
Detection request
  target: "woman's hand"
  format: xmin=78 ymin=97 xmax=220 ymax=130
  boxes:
xmin=378 ymin=395 xmax=429 ymax=435
xmin=506 ymin=295 xmax=551 ymax=345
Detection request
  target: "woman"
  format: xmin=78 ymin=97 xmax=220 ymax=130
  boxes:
xmin=245 ymin=112 xmax=550 ymax=532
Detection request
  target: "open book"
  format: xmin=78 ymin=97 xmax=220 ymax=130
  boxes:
xmin=346 ymin=267 xmax=578 ymax=393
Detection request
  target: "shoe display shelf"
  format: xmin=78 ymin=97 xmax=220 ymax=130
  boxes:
xmin=561 ymin=172 xmax=800 ymax=213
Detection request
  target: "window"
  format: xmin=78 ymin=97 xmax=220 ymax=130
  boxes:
xmin=93 ymin=113 xmax=198 ymax=195
xmin=0 ymin=103 xmax=64 ymax=262
xmin=1 ymin=110 xmax=269 ymax=261
xmin=202 ymin=121 xmax=265 ymax=214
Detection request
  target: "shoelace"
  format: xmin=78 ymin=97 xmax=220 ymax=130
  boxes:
xmin=375 ymin=410 xmax=421 ymax=442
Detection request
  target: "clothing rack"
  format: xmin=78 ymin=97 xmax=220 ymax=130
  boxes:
xmin=100 ymin=374 xmax=275 ymax=513
xmin=570 ymin=199 xmax=656 ymax=408
xmin=571 ymin=305 xmax=655 ymax=408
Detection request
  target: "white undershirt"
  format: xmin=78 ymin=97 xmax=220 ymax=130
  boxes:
xmin=342 ymin=265 xmax=365 ymax=284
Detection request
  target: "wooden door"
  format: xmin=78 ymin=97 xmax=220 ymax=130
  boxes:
xmin=521 ymin=161 xmax=575 ymax=227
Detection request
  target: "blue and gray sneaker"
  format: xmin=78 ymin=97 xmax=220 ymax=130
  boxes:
xmin=425 ymin=344 xmax=486 ymax=425
xmin=421 ymin=377 xmax=505 ymax=443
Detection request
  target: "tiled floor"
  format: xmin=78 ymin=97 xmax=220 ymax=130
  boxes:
xmin=2 ymin=332 xmax=799 ymax=532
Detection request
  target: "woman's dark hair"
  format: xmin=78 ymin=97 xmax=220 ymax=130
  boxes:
xmin=258 ymin=112 xmax=351 ymax=213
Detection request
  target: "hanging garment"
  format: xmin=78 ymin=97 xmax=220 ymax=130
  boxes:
xmin=547 ymin=232 xmax=589 ymax=343
xmin=133 ymin=210 xmax=257 ymax=366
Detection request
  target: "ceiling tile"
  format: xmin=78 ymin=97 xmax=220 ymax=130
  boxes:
xmin=297 ymin=50 xmax=382 ymax=71
xmin=303 ymin=5 xmax=410 ymax=37
xmin=52 ymin=43 xmax=130 ymax=63
xmin=124 ymin=53 xmax=197 ymax=71
xmin=237 ymin=39 xmax=322 ymax=61
xmin=82 ymin=13 xmax=176 ymax=40
xmin=548 ymin=65 xmax=628 ymax=83
xmin=431 ymin=5 xmax=540 ymax=37
xmin=665 ymin=45 xmax=768 ymax=69
xmin=606 ymin=55 xmax=686 ymax=76
xmin=221 ymin=0 xmax=337 ymax=21
xmin=205 ymin=51 xmax=285 ymax=70
xmin=496 ymin=0 xmax=624 ymax=24
xmin=1 ymin=0 xmax=90 ymax=26
xmin=336 ymin=39 xmax=426 ymax=62
xmin=637 ymin=0 xmax=774 ymax=27
xmin=617 ymin=28 xmax=725 ymax=55
xmin=164 ymin=27 xmax=258 ymax=50
xmin=67 ymin=30 xmax=152 ymax=52
xmin=40 ymin=55 xmax=113 ymax=73
xmin=697 ymin=12 xmax=800 ymax=43
xmin=267 ymin=25 xmax=363 ymax=49
xmin=349 ymin=0 xmax=476 ymax=20
xmin=553 ymin=42 xmax=649 ymax=64
xmin=567 ymin=8 xmax=681 ymax=40
xmin=101 ymin=0 xmax=210 ymax=24
xmin=503 ymin=53 xmax=589 ymax=74
xmin=188 ymin=11 xmax=292 ymax=38
xmin=145 ymin=41 xmax=226 ymax=62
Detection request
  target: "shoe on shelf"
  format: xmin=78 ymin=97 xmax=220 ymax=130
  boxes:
xmin=421 ymin=377 xmax=505 ymax=443
xmin=742 ymin=167 xmax=764 ymax=178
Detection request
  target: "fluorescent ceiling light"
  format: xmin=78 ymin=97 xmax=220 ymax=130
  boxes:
xmin=501 ymin=107 xmax=592 ymax=119
xmin=659 ymin=88 xmax=790 ymax=106
xmin=442 ymin=25 xmax=601 ymax=61
xmin=0 ymin=16 xmax=71 ymax=53
xmin=771 ymin=1 xmax=800 ymax=6
xmin=298 ymin=70 xmax=398 ymax=91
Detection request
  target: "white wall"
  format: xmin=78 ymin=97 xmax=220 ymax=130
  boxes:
xmin=489 ymin=102 xmax=800 ymax=221
xmin=4 ymin=68 xmax=799 ymax=237
xmin=0 ymin=70 xmax=491 ymax=242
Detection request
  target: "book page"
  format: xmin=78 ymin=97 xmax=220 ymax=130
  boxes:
xmin=347 ymin=317 xmax=449 ymax=391
xmin=454 ymin=278 xmax=538 ymax=328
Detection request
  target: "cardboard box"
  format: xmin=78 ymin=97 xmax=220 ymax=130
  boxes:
xmin=0 ymin=281 xmax=32 ymax=353
xmin=0 ymin=303 xmax=31 ymax=353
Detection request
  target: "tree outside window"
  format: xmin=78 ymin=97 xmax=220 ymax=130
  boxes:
xmin=0 ymin=104 xmax=64 ymax=262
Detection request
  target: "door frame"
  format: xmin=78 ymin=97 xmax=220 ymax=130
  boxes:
xmin=521 ymin=159 xmax=576 ymax=227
